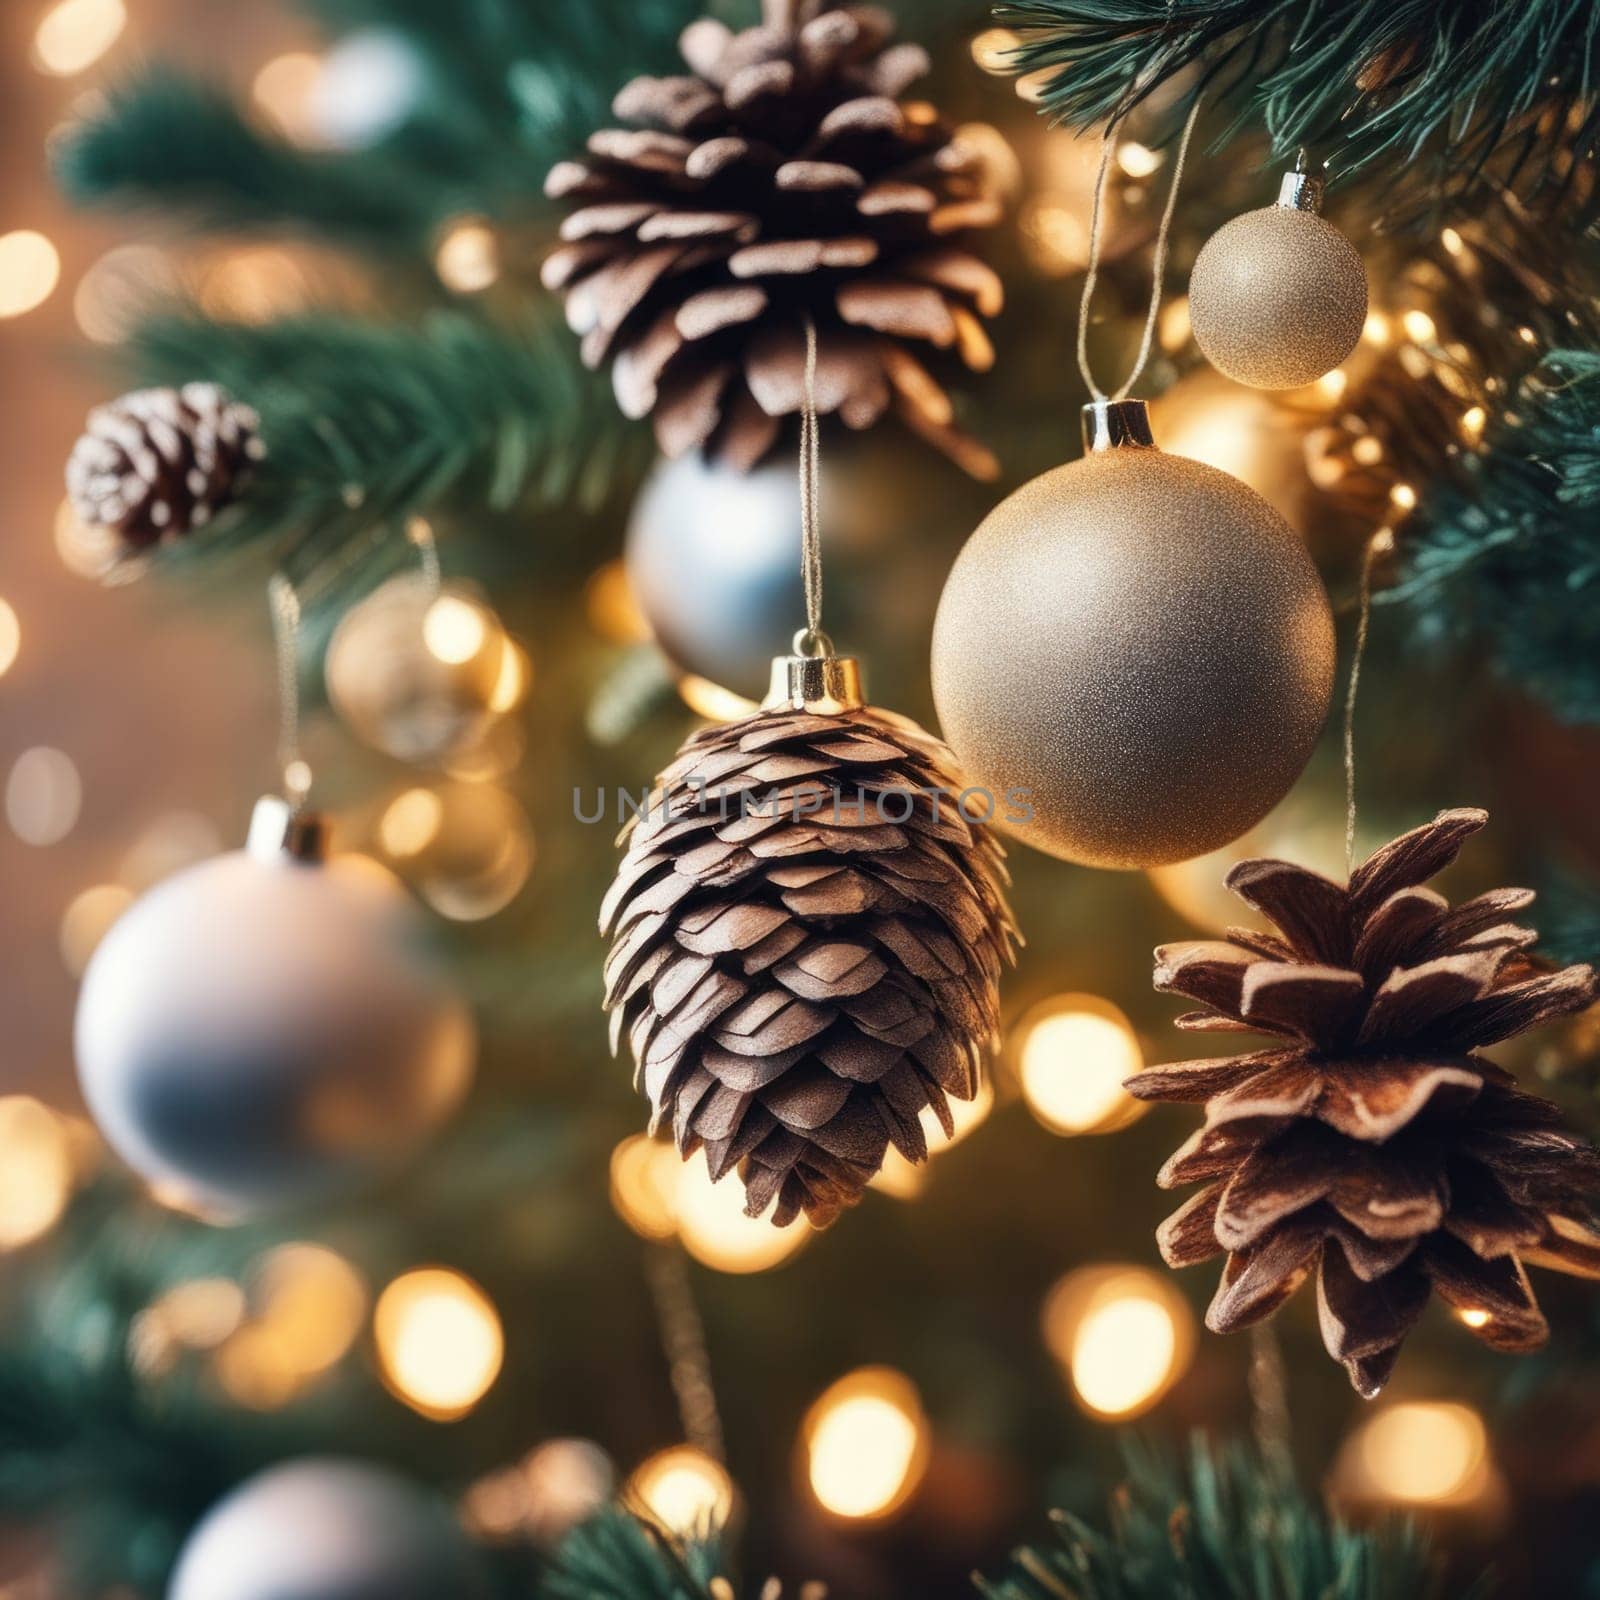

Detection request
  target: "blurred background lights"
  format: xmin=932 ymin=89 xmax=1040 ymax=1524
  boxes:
xmin=464 ymin=1438 xmax=616 ymax=1545
xmin=252 ymin=51 xmax=324 ymax=144
xmin=969 ymin=28 xmax=1019 ymax=74
xmin=59 ymin=883 xmax=133 ymax=976
xmin=379 ymin=787 xmax=444 ymax=859
xmin=871 ymin=1078 xmax=995 ymax=1199
xmin=1344 ymin=1402 xmax=1491 ymax=1506
xmin=7 ymin=747 xmax=82 ymax=846
xmin=802 ymin=1367 xmax=930 ymax=1521
xmin=54 ymin=496 xmax=125 ymax=581
xmin=627 ymin=1445 xmax=735 ymax=1536
xmin=0 ymin=598 xmax=19 ymax=677
xmin=32 ymin=0 xmax=125 ymax=76
xmin=1116 ymin=141 xmax=1162 ymax=178
xmin=677 ymin=674 xmax=760 ymax=724
xmin=74 ymin=243 xmax=179 ymax=343
xmin=0 ymin=230 xmax=61 ymax=318
xmin=674 ymin=1149 xmax=809 ymax=1274
xmin=1042 ymin=1265 xmax=1194 ymax=1420
xmin=252 ymin=1242 xmax=368 ymax=1377
xmin=609 ymin=1134 xmax=682 ymax=1241
xmin=374 ymin=1267 xmax=504 ymax=1420
xmin=1402 ymin=309 xmax=1438 ymax=344
xmin=434 ymin=218 xmax=499 ymax=293
xmin=0 ymin=1097 xmax=76 ymax=1250
xmin=1013 ymin=994 xmax=1146 ymax=1136
xmin=423 ymin=593 xmax=490 ymax=664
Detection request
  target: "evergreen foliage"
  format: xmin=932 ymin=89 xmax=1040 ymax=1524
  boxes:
xmin=541 ymin=1510 xmax=729 ymax=1600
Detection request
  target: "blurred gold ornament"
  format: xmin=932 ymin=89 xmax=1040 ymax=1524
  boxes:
xmin=802 ymin=1367 xmax=930 ymax=1521
xmin=627 ymin=1446 xmax=735 ymax=1537
xmin=327 ymin=574 xmax=522 ymax=765
xmin=375 ymin=1267 xmax=504 ymax=1421
xmin=373 ymin=780 xmax=534 ymax=922
xmin=0 ymin=1098 xmax=77 ymax=1250
xmin=674 ymin=1150 xmax=809 ymax=1275
xmin=1336 ymin=1402 xmax=1492 ymax=1507
xmin=1042 ymin=1265 xmax=1194 ymax=1419
xmin=1012 ymin=994 xmax=1146 ymax=1137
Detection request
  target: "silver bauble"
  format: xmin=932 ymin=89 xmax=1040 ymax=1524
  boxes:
xmin=325 ymin=574 xmax=520 ymax=765
xmin=1189 ymin=165 xmax=1367 ymax=390
xmin=625 ymin=453 xmax=807 ymax=699
xmin=169 ymin=1458 xmax=488 ymax=1600
xmin=75 ymin=799 xmax=475 ymax=1217
xmin=931 ymin=399 xmax=1335 ymax=869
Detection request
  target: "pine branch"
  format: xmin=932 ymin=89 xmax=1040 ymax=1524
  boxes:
xmin=1379 ymin=349 xmax=1600 ymax=724
xmin=120 ymin=307 xmax=652 ymax=587
xmin=995 ymin=0 xmax=1600 ymax=218
xmin=974 ymin=1437 xmax=1452 ymax=1600
xmin=540 ymin=1509 xmax=729 ymax=1600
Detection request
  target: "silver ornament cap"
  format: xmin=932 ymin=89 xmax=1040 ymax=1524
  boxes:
xmin=1082 ymin=397 xmax=1156 ymax=453
xmin=247 ymin=794 xmax=329 ymax=863
xmin=1276 ymin=150 xmax=1328 ymax=213
xmin=763 ymin=630 xmax=865 ymax=715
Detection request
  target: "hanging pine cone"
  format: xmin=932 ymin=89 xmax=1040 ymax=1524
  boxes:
xmin=600 ymin=678 xmax=1017 ymax=1227
xmin=543 ymin=0 xmax=1004 ymax=476
xmin=65 ymin=383 xmax=264 ymax=560
xmin=1129 ymin=807 xmax=1600 ymax=1397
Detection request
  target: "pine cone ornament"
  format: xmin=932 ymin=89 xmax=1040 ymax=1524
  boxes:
xmin=600 ymin=656 xmax=1017 ymax=1227
xmin=66 ymin=383 xmax=264 ymax=560
xmin=543 ymin=0 xmax=1004 ymax=475
xmin=1130 ymin=807 xmax=1600 ymax=1397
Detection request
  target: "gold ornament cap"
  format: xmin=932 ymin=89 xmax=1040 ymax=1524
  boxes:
xmin=763 ymin=630 xmax=865 ymax=714
xmin=1276 ymin=150 xmax=1327 ymax=213
xmin=1082 ymin=397 xmax=1156 ymax=453
xmin=247 ymin=795 xmax=330 ymax=864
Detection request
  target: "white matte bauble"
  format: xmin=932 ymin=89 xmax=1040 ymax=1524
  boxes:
xmin=169 ymin=1458 xmax=488 ymax=1600
xmin=931 ymin=399 xmax=1335 ymax=870
xmin=75 ymin=800 xmax=475 ymax=1217
xmin=625 ymin=452 xmax=808 ymax=699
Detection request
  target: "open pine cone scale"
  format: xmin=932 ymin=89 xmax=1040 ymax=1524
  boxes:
xmin=601 ymin=703 xmax=1017 ymax=1228
xmin=1130 ymin=807 xmax=1600 ymax=1396
xmin=544 ymin=1 xmax=1003 ymax=474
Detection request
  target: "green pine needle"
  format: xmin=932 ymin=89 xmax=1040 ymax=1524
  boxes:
xmin=540 ymin=1508 xmax=729 ymax=1600
xmin=974 ymin=1437 xmax=1453 ymax=1600
xmin=995 ymin=0 xmax=1600 ymax=215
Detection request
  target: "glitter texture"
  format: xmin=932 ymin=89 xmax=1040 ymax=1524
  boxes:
xmin=930 ymin=445 xmax=1335 ymax=868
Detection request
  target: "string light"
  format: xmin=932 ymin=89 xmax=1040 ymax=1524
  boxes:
xmin=674 ymin=1149 xmax=809 ymax=1273
xmin=7 ymin=747 xmax=82 ymax=847
xmin=1013 ymin=994 xmax=1146 ymax=1137
xmin=802 ymin=1367 xmax=930 ymax=1521
xmin=0 ymin=598 xmax=19 ymax=677
xmin=251 ymin=1242 xmax=369 ymax=1377
xmin=627 ymin=1445 xmax=735 ymax=1536
xmin=1389 ymin=482 xmax=1417 ymax=512
xmin=464 ymin=1439 xmax=616 ymax=1544
xmin=1401 ymin=309 xmax=1437 ymax=344
xmin=1342 ymin=1402 xmax=1491 ymax=1505
xmin=59 ymin=883 xmax=133 ymax=976
xmin=1351 ymin=435 xmax=1384 ymax=466
xmin=1440 ymin=226 xmax=1465 ymax=256
xmin=0 ymin=231 xmax=61 ymax=319
xmin=379 ymin=788 xmax=444 ymax=858
xmin=1315 ymin=368 xmax=1348 ymax=401
xmin=434 ymin=219 xmax=500 ymax=293
xmin=32 ymin=0 xmax=125 ymax=76
xmin=422 ymin=594 xmax=491 ymax=664
xmin=1015 ymin=66 xmax=1056 ymax=104
xmin=969 ymin=28 xmax=1020 ymax=73
xmin=1458 ymin=1307 xmax=1492 ymax=1329
xmin=0 ymin=1098 xmax=76 ymax=1250
xmin=1116 ymin=141 xmax=1163 ymax=179
xmin=374 ymin=1268 xmax=505 ymax=1420
xmin=1461 ymin=404 xmax=1487 ymax=440
xmin=610 ymin=1134 xmax=681 ymax=1241
xmin=1042 ymin=1265 xmax=1194 ymax=1420
xmin=1363 ymin=310 xmax=1391 ymax=345
xmin=149 ymin=1279 xmax=248 ymax=1350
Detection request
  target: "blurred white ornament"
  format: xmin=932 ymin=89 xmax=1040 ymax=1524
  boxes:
xmin=75 ymin=798 xmax=475 ymax=1217
xmin=310 ymin=30 xmax=425 ymax=149
xmin=168 ymin=1458 xmax=487 ymax=1600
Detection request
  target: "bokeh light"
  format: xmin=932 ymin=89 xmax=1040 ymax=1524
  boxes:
xmin=0 ymin=1098 xmax=76 ymax=1250
xmin=7 ymin=747 xmax=82 ymax=846
xmin=627 ymin=1445 xmax=735 ymax=1536
xmin=434 ymin=218 xmax=499 ymax=293
xmin=802 ymin=1367 xmax=930 ymax=1521
xmin=674 ymin=1150 xmax=809 ymax=1274
xmin=0 ymin=598 xmax=19 ymax=678
xmin=375 ymin=1267 xmax=504 ymax=1420
xmin=252 ymin=1242 xmax=369 ymax=1377
xmin=464 ymin=1438 xmax=616 ymax=1544
xmin=609 ymin=1134 xmax=681 ymax=1242
xmin=0 ymin=231 xmax=61 ymax=318
xmin=423 ymin=593 xmax=491 ymax=665
xmin=1042 ymin=1265 xmax=1194 ymax=1419
xmin=379 ymin=787 xmax=444 ymax=859
xmin=252 ymin=52 xmax=323 ymax=144
xmin=59 ymin=883 xmax=133 ymax=976
xmin=1344 ymin=1402 xmax=1491 ymax=1505
xmin=32 ymin=0 xmax=125 ymax=76
xmin=1013 ymin=994 xmax=1146 ymax=1137
xmin=678 ymin=674 xmax=760 ymax=724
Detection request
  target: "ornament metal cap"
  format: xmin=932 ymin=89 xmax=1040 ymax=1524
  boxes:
xmin=1277 ymin=150 xmax=1327 ymax=213
xmin=763 ymin=630 xmax=865 ymax=714
xmin=247 ymin=795 xmax=330 ymax=864
xmin=1082 ymin=397 xmax=1156 ymax=453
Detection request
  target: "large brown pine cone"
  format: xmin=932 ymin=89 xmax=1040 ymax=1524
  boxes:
xmin=600 ymin=701 xmax=1018 ymax=1227
xmin=543 ymin=0 xmax=1004 ymax=476
xmin=65 ymin=383 xmax=264 ymax=559
xmin=1129 ymin=807 xmax=1600 ymax=1397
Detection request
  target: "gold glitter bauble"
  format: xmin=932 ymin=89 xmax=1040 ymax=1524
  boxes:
xmin=326 ymin=575 xmax=520 ymax=764
xmin=930 ymin=401 xmax=1335 ymax=869
xmin=1189 ymin=205 xmax=1367 ymax=389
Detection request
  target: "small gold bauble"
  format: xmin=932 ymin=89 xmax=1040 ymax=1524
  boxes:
xmin=930 ymin=400 xmax=1336 ymax=870
xmin=326 ymin=575 xmax=522 ymax=764
xmin=1189 ymin=204 xmax=1367 ymax=389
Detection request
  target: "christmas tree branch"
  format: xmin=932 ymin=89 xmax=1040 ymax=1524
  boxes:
xmin=995 ymin=0 xmax=1600 ymax=217
xmin=122 ymin=308 xmax=652 ymax=587
xmin=974 ymin=1437 xmax=1450 ymax=1600
xmin=540 ymin=1509 xmax=728 ymax=1600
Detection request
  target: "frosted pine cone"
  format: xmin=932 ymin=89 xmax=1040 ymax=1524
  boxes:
xmin=1131 ymin=807 xmax=1600 ymax=1397
xmin=543 ymin=0 xmax=1004 ymax=475
xmin=66 ymin=383 xmax=263 ymax=559
xmin=601 ymin=699 xmax=1018 ymax=1227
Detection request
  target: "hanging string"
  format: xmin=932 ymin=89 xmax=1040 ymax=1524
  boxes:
xmin=268 ymin=574 xmax=311 ymax=811
xmin=1076 ymin=95 xmax=1205 ymax=404
xmin=407 ymin=515 xmax=443 ymax=596
xmin=1249 ymin=1324 xmax=1295 ymax=1486
xmin=643 ymin=1243 xmax=726 ymax=1465
xmin=1343 ymin=528 xmax=1394 ymax=873
xmin=797 ymin=316 xmax=825 ymax=654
